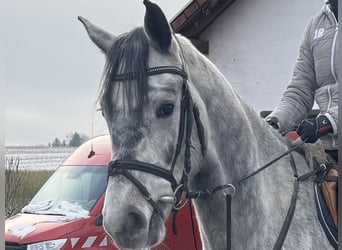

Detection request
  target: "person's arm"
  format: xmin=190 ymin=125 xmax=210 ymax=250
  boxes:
xmin=267 ymin=18 xmax=317 ymax=132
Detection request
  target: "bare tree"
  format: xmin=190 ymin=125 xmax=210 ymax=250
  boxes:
xmin=5 ymin=157 xmax=27 ymax=218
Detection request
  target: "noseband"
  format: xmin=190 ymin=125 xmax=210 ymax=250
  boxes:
xmin=107 ymin=65 xmax=206 ymax=221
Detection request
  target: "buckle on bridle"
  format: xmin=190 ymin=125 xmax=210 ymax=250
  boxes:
xmin=158 ymin=184 xmax=188 ymax=210
xmin=173 ymin=198 xmax=188 ymax=211
xmin=172 ymin=184 xmax=188 ymax=210
xmin=223 ymin=184 xmax=236 ymax=197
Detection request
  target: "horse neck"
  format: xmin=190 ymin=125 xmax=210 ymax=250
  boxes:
xmin=184 ymin=45 xmax=299 ymax=247
xmin=182 ymin=43 xmax=290 ymax=175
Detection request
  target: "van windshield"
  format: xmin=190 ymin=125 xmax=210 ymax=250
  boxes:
xmin=22 ymin=165 xmax=107 ymax=217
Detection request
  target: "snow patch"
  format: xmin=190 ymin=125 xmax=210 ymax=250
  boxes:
xmin=22 ymin=200 xmax=53 ymax=213
xmin=23 ymin=200 xmax=89 ymax=220
xmin=9 ymin=223 xmax=36 ymax=238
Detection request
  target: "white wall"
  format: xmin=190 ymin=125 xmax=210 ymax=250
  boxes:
xmin=201 ymin=0 xmax=323 ymax=113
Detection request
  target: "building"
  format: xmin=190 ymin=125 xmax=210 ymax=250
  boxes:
xmin=171 ymin=0 xmax=322 ymax=112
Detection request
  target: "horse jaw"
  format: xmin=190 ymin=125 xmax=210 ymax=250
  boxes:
xmin=102 ymin=177 xmax=167 ymax=249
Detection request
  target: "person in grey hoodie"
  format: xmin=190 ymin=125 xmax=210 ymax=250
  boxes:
xmin=266 ymin=0 xmax=338 ymax=162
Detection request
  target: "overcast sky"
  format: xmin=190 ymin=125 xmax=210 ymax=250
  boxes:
xmin=3 ymin=0 xmax=189 ymax=146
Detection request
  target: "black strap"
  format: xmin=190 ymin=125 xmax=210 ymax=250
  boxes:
xmin=113 ymin=167 xmax=165 ymax=220
xmin=187 ymin=142 xmax=306 ymax=199
xmin=324 ymin=176 xmax=338 ymax=182
xmin=184 ymin=92 xmax=194 ymax=175
xmin=172 ymin=210 xmax=179 ymax=235
xmin=273 ymin=174 xmax=299 ymax=249
xmin=112 ymin=66 xmax=187 ymax=81
xmin=189 ymin=199 xmax=199 ymax=250
xmin=170 ymin=83 xmax=187 ymax=172
xmin=193 ymin=103 xmax=206 ymax=156
xmin=187 ymin=184 xmax=234 ymax=199
xmin=298 ymin=164 xmax=328 ymax=182
xmin=147 ymin=66 xmax=187 ymax=78
xmin=226 ymin=194 xmax=232 ymax=250
xmin=109 ymin=160 xmax=177 ymax=188
xmin=237 ymin=144 xmax=303 ymax=185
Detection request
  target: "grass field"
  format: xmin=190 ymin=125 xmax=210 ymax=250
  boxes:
xmin=5 ymin=157 xmax=54 ymax=218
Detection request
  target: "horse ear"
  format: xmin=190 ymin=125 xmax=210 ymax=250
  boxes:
xmin=78 ymin=16 xmax=115 ymax=54
xmin=143 ymin=0 xmax=171 ymax=52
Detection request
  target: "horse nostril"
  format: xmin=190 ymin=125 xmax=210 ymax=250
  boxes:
xmin=124 ymin=211 xmax=147 ymax=237
xmin=105 ymin=208 xmax=149 ymax=249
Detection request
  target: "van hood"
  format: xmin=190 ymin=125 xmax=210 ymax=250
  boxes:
xmin=5 ymin=213 xmax=87 ymax=244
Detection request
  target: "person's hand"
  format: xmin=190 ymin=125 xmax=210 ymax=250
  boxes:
xmin=265 ymin=116 xmax=280 ymax=129
xmin=296 ymin=115 xmax=333 ymax=143
xmin=296 ymin=118 xmax=318 ymax=143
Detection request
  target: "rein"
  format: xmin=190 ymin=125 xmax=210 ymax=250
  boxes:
xmin=187 ymin=141 xmax=306 ymax=199
xmin=186 ymin=139 xmax=326 ymax=250
xmin=185 ymin=143 xmax=302 ymax=250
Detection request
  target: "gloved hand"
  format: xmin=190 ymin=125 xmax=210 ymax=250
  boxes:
xmin=296 ymin=115 xmax=333 ymax=143
xmin=265 ymin=116 xmax=280 ymax=129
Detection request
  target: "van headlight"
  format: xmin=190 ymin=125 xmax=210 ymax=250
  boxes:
xmin=27 ymin=239 xmax=67 ymax=250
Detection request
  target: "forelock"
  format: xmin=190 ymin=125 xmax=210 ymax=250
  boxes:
xmin=99 ymin=27 xmax=150 ymax=119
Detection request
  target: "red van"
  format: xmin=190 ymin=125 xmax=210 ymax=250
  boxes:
xmin=5 ymin=135 xmax=201 ymax=250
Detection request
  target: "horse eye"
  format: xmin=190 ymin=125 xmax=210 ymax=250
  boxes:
xmin=156 ymin=103 xmax=174 ymax=118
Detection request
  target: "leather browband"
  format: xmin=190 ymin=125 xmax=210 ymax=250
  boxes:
xmin=112 ymin=66 xmax=188 ymax=81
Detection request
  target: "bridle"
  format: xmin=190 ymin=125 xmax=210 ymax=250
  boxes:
xmin=107 ymin=63 xmax=206 ymax=222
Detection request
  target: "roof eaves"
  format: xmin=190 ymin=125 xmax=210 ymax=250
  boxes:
xmin=171 ymin=0 xmax=236 ymax=38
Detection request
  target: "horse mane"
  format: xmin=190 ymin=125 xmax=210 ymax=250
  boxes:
xmin=100 ymin=27 xmax=150 ymax=118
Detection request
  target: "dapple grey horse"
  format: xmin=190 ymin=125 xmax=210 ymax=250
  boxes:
xmin=79 ymin=1 xmax=332 ymax=249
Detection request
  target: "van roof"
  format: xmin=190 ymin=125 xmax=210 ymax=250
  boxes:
xmin=62 ymin=135 xmax=111 ymax=166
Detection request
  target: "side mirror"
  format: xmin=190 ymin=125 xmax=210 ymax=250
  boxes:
xmin=95 ymin=214 xmax=103 ymax=226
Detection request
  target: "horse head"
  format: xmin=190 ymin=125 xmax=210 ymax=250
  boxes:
xmin=79 ymin=1 xmax=205 ymax=248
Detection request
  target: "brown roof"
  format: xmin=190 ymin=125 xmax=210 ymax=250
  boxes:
xmin=171 ymin=0 xmax=236 ymax=38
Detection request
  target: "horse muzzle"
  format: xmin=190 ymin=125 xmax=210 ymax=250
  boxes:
xmin=103 ymin=190 xmax=165 ymax=249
